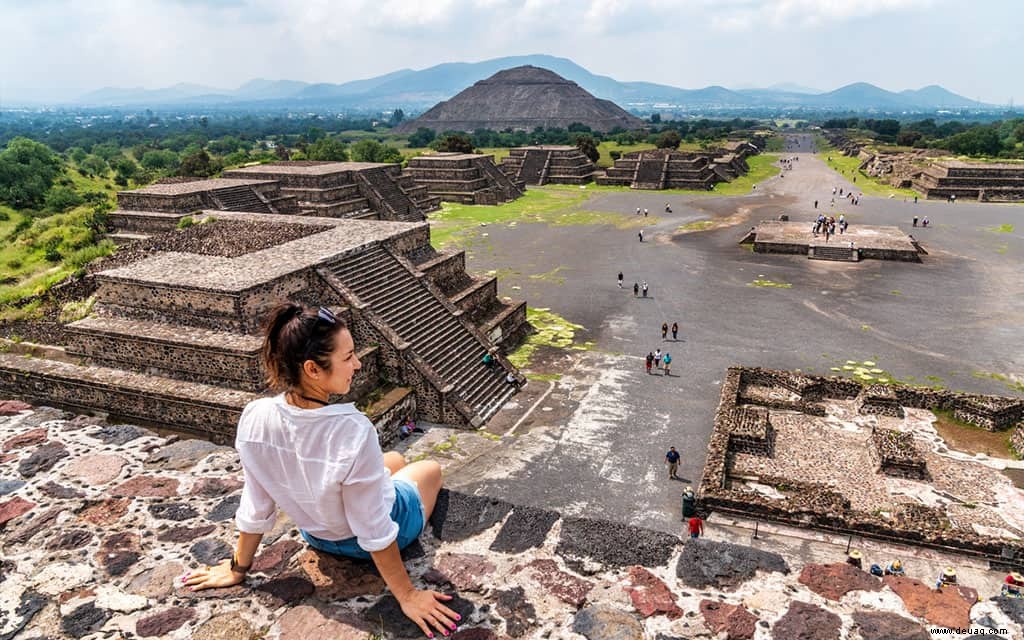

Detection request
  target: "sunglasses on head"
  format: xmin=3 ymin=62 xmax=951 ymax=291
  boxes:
xmin=317 ymin=307 xmax=337 ymax=325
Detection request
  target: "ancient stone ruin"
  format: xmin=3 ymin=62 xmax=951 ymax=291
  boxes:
xmin=223 ymin=161 xmax=440 ymax=220
xmin=394 ymin=65 xmax=645 ymax=134
xmin=0 ymin=168 xmax=530 ymax=443
xmin=403 ymin=153 xmax=525 ymax=204
xmin=913 ymin=160 xmax=1024 ymax=202
xmin=742 ymin=220 xmax=925 ymax=262
xmin=499 ymin=145 xmax=598 ymax=185
xmin=699 ymin=366 xmax=1024 ymax=568
xmin=595 ymin=143 xmax=758 ymax=191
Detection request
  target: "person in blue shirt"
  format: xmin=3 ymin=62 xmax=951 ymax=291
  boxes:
xmin=665 ymin=447 xmax=680 ymax=480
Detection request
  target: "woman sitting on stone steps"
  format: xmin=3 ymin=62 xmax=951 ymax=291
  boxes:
xmin=183 ymin=303 xmax=458 ymax=638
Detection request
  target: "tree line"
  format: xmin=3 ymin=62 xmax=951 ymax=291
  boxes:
xmin=823 ymin=117 xmax=1024 ymax=158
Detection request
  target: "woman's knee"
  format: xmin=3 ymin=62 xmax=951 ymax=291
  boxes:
xmin=383 ymin=451 xmax=407 ymax=475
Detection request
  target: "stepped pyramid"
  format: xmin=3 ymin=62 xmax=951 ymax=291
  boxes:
xmin=0 ymin=175 xmax=529 ymax=441
xmin=394 ymin=66 xmax=645 ymax=133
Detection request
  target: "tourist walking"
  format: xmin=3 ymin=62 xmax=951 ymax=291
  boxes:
xmin=814 ymin=200 xmax=818 ymax=209
xmin=671 ymin=322 xmax=678 ymax=340
xmin=644 ymin=208 xmax=649 ymax=217
xmin=636 ymin=207 xmax=641 ymax=215
xmin=183 ymin=304 xmax=458 ymax=637
xmin=645 ymin=352 xmax=654 ymax=374
xmin=642 ymin=281 xmax=649 ymax=297
xmin=633 ymin=282 xmax=639 ymax=297
xmin=638 ymin=229 xmax=644 ymax=242
xmin=913 ymin=216 xmax=918 ymax=227
xmin=654 ymin=349 xmax=662 ymax=369
xmin=665 ymin=447 xmax=680 ymax=480
xmin=661 ymin=322 xmax=668 ymax=340
xmin=617 ymin=271 xmax=624 ymax=288
xmin=687 ymin=515 xmax=704 ymax=539
xmin=663 ymin=352 xmax=672 ymax=376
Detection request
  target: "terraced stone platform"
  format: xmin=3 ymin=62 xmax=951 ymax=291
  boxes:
xmin=747 ymin=220 xmax=924 ymax=262
xmin=404 ymin=153 xmax=524 ymax=204
xmin=499 ymin=145 xmax=598 ymax=185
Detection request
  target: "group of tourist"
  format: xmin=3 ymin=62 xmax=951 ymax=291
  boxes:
xmin=645 ymin=349 xmax=672 ymax=375
xmin=845 ymin=550 xmax=1024 ymax=598
xmin=912 ymin=215 xmax=930 ymax=227
xmin=812 ymin=214 xmax=848 ymax=241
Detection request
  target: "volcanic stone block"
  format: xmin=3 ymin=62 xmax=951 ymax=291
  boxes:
xmin=676 ymin=539 xmax=788 ymax=589
xmin=771 ymin=602 xmax=841 ymax=640
xmin=489 ymin=505 xmax=559 ymax=553
xmin=429 ymin=489 xmax=513 ymax=542
xmin=556 ymin=517 xmax=680 ymax=572
xmin=851 ymin=611 xmax=929 ymax=640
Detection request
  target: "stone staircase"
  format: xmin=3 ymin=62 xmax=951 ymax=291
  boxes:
xmin=209 ymin=185 xmax=272 ymax=213
xmin=325 ymin=244 xmax=516 ymax=422
xmin=355 ymin=168 xmax=423 ymax=222
xmin=476 ymin=156 xmax=526 ymax=198
xmin=517 ymin=150 xmax=548 ymax=184
xmin=809 ymin=244 xmax=859 ymax=262
xmin=631 ymin=155 xmax=665 ymax=189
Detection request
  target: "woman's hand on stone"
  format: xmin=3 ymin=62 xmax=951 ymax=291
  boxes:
xmin=181 ymin=559 xmax=245 ymax=591
xmin=399 ymin=588 xmax=459 ymax=637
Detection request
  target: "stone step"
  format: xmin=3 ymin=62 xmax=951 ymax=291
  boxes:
xmin=0 ymin=352 xmax=259 ymax=444
xmin=106 ymin=232 xmax=151 ymax=246
xmin=109 ymin=210 xmax=187 ymax=234
xmin=65 ymin=315 xmax=265 ymax=391
xmin=809 ymin=245 xmax=859 ymax=262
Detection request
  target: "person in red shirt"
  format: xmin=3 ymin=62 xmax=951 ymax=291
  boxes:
xmin=688 ymin=516 xmax=703 ymax=539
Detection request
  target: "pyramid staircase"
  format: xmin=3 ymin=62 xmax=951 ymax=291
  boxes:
xmin=323 ymin=244 xmax=517 ymax=424
xmin=209 ymin=185 xmax=273 ymax=213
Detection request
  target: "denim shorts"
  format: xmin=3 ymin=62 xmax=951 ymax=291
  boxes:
xmin=300 ymin=479 xmax=426 ymax=561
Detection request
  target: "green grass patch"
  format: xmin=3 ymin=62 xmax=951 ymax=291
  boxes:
xmin=972 ymin=371 xmax=1024 ymax=394
xmin=526 ymin=372 xmax=563 ymax=382
xmin=427 ymin=185 xmax=651 ymax=249
xmin=816 ymin=144 xmax=919 ymax=199
xmin=890 ymin=290 xmax=903 ymax=295
xmin=748 ymin=279 xmax=792 ymax=288
xmin=677 ymin=220 xmax=714 ymax=233
xmin=709 ymin=154 xmax=781 ymax=196
xmin=528 ymin=266 xmax=568 ymax=285
xmin=984 ymin=224 xmax=1015 ymax=233
xmin=507 ymin=307 xmax=590 ymax=369
xmin=59 ymin=295 xmax=96 ymax=323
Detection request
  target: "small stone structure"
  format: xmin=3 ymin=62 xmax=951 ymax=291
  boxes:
xmin=745 ymin=220 xmax=924 ymax=262
xmin=954 ymin=395 xmax=1024 ymax=431
xmin=403 ymin=153 xmax=524 ymax=204
xmin=728 ymin=405 xmax=774 ymax=456
xmin=499 ymin=146 xmax=598 ymax=185
xmin=913 ymin=160 xmax=1024 ymax=202
xmin=700 ymin=366 xmax=1024 ymax=568
xmin=856 ymin=384 xmax=906 ymax=418
xmin=869 ymin=427 xmax=928 ymax=479
xmin=0 ymin=211 xmax=529 ymax=441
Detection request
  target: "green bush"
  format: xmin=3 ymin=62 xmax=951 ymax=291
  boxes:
xmin=177 ymin=216 xmax=195 ymax=229
xmin=44 ymin=186 xmax=85 ymax=213
xmin=66 ymin=240 xmax=115 ymax=268
xmin=7 ymin=258 xmax=22 ymax=269
xmin=43 ymin=238 xmax=62 ymax=262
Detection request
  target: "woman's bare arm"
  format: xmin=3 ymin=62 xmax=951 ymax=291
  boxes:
xmin=371 ymin=542 xmax=459 ymax=637
xmin=183 ymin=531 xmax=263 ymax=590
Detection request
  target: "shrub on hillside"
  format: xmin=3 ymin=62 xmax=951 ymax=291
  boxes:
xmin=44 ymin=186 xmax=85 ymax=213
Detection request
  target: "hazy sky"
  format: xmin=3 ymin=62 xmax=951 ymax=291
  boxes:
xmin=2 ymin=0 xmax=1021 ymax=103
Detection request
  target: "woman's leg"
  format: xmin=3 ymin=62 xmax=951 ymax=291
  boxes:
xmin=383 ymin=451 xmax=407 ymax=475
xmin=393 ymin=460 xmax=443 ymax=519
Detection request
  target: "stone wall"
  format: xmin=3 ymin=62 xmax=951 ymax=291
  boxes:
xmin=698 ymin=366 xmax=1024 ymax=567
xmin=1012 ymin=426 xmax=1024 ymax=458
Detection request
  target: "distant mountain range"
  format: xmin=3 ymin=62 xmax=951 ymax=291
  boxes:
xmin=72 ymin=54 xmax=988 ymax=112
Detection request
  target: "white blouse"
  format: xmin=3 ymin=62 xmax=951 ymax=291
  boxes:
xmin=233 ymin=394 xmax=399 ymax=552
